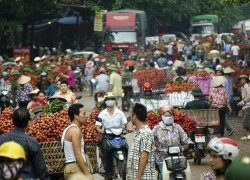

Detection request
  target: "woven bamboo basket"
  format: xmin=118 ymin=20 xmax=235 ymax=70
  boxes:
xmin=39 ymin=141 xmax=65 ymax=174
xmin=85 ymin=142 xmax=98 ymax=173
xmin=182 ymin=109 xmax=220 ymax=127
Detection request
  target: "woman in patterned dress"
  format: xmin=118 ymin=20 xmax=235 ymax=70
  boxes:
xmin=152 ymin=104 xmax=194 ymax=180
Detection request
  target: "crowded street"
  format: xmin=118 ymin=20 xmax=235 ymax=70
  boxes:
xmin=1 ymin=1 xmax=250 ymax=180
xmin=77 ymin=91 xmax=250 ymax=180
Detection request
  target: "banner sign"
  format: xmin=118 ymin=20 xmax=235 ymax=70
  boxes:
xmin=13 ymin=47 xmax=30 ymax=63
xmin=94 ymin=10 xmax=107 ymax=32
xmin=145 ymin=36 xmax=159 ymax=45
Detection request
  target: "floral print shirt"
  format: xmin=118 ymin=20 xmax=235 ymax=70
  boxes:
xmin=16 ymin=83 xmax=32 ymax=102
xmin=152 ymin=122 xmax=193 ymax=165
xmin=200 ymin=171 xmax=217 ymax=180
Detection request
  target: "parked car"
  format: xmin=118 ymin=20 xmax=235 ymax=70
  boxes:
xmin=161 ymin=34 xmax=177 ymax=43
xmin=70 ymin=51 xmax=95 ymax=60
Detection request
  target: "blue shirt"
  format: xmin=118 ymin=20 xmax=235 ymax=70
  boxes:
xmin=45 ymin=83 xmax=59 ymax=97
xmin=0 ymin=128 xmax=50 ymax=179
xmin=225 ymin=44 xmax=231 ymax=53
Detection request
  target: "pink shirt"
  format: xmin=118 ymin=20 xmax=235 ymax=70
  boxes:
xmin=66 ymin=71 xmax=76 ymax=88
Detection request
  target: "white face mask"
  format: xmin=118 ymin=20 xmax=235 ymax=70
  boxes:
xmin=105 ymin=100 xmax=116 ymax=107
xmin=162 ymin=116 xmax=174 ymax=125
xmin=0 ymin=161 xmax=21 ymax=180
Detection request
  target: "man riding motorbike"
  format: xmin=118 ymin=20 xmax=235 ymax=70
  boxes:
xmin=152 ymin=105 xmax=194 ymax=180
xmin=95 ymin=92 xmax=133 ymax=179
xmin=94 ymin=67 xmax=109 ymax=108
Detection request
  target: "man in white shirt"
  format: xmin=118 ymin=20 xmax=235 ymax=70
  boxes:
xmin=96 ymin=92 xmax=132 ymax=178
xmin=214 ymin=35 xmax=222 ymax=49
xmin=231 ymin=42 xmax=240 ymax=61
xmin=165 ymin=41 xmax=173 ymax=61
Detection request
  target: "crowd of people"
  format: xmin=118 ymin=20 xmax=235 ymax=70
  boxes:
xmin=0 ymin=33 xmax=250 ymax=180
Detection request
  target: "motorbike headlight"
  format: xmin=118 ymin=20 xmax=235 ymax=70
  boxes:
xmin=168 ymin=146 xmax=181 ymax=155
xmin=110 ymin=128 xmax=123 ymax=136
xmin=2 ymin=91 xmax=8 ymax=95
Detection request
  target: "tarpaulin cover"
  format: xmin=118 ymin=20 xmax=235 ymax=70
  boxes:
xmin=190 ymin=14 xmax=219 ymax=24
xmin=105 ymin=13 xmax=136 ymax=28
xmin=57 ymin=16 xmax=84 ymax=24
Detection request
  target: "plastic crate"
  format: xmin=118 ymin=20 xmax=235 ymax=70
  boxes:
xmin=182 ymin=109 xmax=220 ymax=127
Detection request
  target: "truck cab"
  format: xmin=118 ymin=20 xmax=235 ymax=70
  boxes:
xmin=190 ymin=15 xmax=218 ymax=38
xmin=103 ymin=9 xmax=147 ymax=60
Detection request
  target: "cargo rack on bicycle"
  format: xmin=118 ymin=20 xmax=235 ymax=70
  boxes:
xmin=182 ymin=109 xmax=220 ymax=127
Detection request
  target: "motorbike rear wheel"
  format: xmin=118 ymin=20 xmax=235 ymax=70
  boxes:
xmin=117 ymin=159 xmax=126 ymax=180
xmin=194 ymin=149 xmax=202 ymax=165
xmin=122 ymin=97 xmax=130 ymax=112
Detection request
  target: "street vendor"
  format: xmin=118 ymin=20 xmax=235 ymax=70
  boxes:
xmin=36 ymin=72 xmax=51 ymax=92
xmin=27 ymin=89 xmax=39 ymax=109
xmin=22 ymin=67 xmax=32 ymax=76
xmin=54 ymin=80 xmax=77 ymax=105
xmin=0 ymin=71 xmax=10 ymax=87
xmin=11 ymin=70 xmax=21 ymax=106
xmin=152 ymin=104 xmax=194 ymax=180
xmin=185 ymin=87 xmax=210 ymax=109
xmin=209 ymin=76 xmax=232 ymax=137
xmin=30 ymin=91 xmax=47 ymax=110
xmin=237 ymin=75 xmax=250 ymax=140
xmin=16 ymin=75 xmax=33 ymax=108
xmin=137 ymin=47 xmax=148 ymax=62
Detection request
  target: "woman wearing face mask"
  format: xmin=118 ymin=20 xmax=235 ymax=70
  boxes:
xmin=152 ymin=104 xmax=194 ymax=180
xmin=0 ymin=141 xmax=26 ymax=180
xmin=200 ymin=137 xmax=239 ymax=180
xmin=30 ymin=91 xmax=47 ymax=110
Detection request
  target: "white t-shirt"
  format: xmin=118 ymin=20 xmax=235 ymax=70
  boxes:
xmin=231 ymin=45 xmax=240 ymax=56
xmin=165 ymin=44 xmax=173 ymax=55
xmin=215 ymin=37 xmax=221 ymax=44
xmin=96 ymin=108 xmax=127 ymax=128
xmin=177 ymin=44 xmax=184 ymax=52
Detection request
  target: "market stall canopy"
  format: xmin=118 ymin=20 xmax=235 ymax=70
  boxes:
xmin=57 ymin=16 xmax=84 ymax=24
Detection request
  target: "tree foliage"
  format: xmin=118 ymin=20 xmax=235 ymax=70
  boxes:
xmin=83 ymin=0 xmax=246 ymax=33
xmin=0 ymin=0 xmax=249 ymax=36
xmin=0 ymin=0 xmax=61 ymax=36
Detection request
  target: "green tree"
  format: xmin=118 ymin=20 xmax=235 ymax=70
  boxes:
xmin=0 ymin=0 xmax=61 ymax=36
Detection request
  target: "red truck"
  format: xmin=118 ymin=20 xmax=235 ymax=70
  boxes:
xmin=103 ymin=9 xmax=148 ymax=59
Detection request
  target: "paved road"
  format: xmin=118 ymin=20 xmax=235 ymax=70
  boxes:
xmin=76 ymin=90 xmax=250 ymax=180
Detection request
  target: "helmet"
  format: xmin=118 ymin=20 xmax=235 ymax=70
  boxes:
xmin=0 ymin=141 xmax=26 ymax=161
xmin=208 ymin=137 xmax=239 ymax=161
xmin=159 ymin=104 xmax=174 ymax=115
xmin=40 ymin=72 xmax=47 ymax=77
xmin=225 ymin=156 xmax=250 ymax=180
xmin=2 ymin=71 xmax=8 ymax=77
xmin=142 ymin=82 xmax=152 ymax=92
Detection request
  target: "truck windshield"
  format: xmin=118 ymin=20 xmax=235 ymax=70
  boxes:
xmin=192 ymin=25 xmax=214 ymax=34
xmin=104 ymin=32 xmax=136 ymax=43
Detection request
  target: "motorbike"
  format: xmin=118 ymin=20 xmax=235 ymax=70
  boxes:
xmin=0 ymin=86 xmax=14 ymax=113
xmin=96 ymin=117 xmax=129 ymax=180
xmin=95 ymin=90 xmax=105 ymax=110
xmin=162 ymin=145 xmax=191 ymax=180
xmin=74 ymin=68 xmax=83 ymax=92
xmin=121 ymin=76 xmax=133 ymax=112
xmin=193 ymin=126 xmax=210 ymax=165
